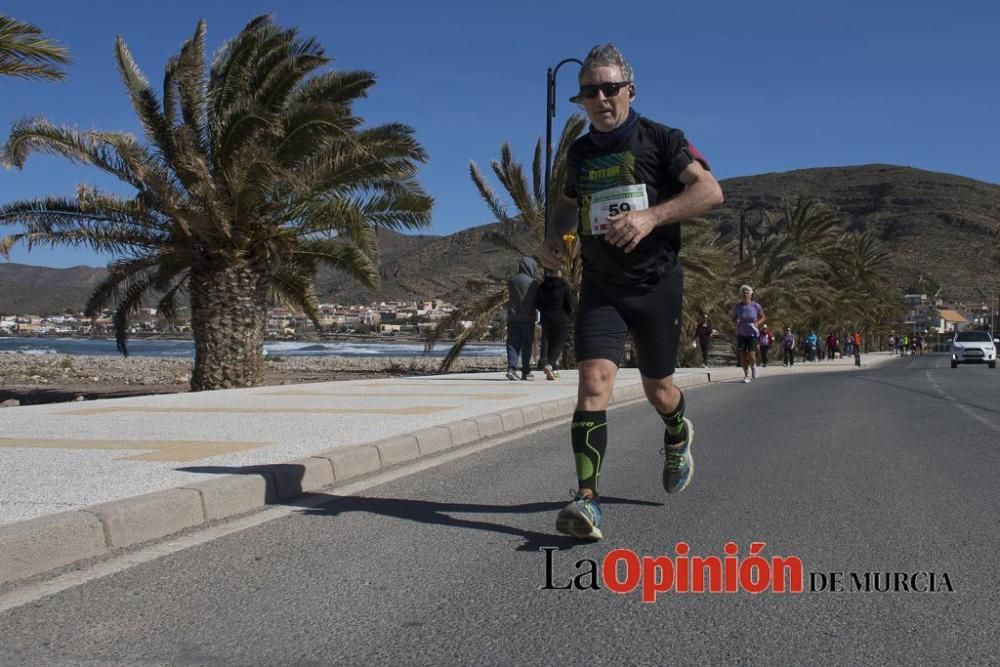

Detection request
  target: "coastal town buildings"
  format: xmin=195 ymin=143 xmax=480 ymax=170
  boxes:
xmin=0 ymin=300 xmax=476 ymax=339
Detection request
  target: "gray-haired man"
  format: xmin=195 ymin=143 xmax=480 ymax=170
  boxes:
xmin=539 ymin=43 xmax=724 ymax=540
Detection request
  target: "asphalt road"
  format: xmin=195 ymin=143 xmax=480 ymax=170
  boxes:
xmin=2 ymin=353 xmax=998 ymax=666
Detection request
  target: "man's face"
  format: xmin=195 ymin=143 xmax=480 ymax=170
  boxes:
xmin=578 ymin=65 xmax=633 ymax=131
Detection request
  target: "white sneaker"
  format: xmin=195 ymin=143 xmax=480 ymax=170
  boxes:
xmin=742 ymin=376 xmax=751 ymax=384
xmin=543 ymin=365 xmax=556 ymax=381
xmin=751 ymin=366 xmax=759 ymax=379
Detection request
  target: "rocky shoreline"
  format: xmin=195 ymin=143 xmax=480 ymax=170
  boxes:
xmin=0 ymin=352 xmax=506 ymax=406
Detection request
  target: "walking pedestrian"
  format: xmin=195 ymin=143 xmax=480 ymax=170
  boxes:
xmin=535 ymin=269 xmax=575 ymax=380
xmin=782 ymin=327 xmax=796 ymax=366
xmin=505 ymin=257 xmax=539 ymax=380
xmin=826 ymin=332 xmax=839 ymax=360
xmin=694 ymin=313 xmax=715 ymax=367
xmin=758 ymin=324 xmax=773 ymax=367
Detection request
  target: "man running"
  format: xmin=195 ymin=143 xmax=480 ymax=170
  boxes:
xmin=539 ymin=43 xmax=724 ymax=540
xmin=730 ymin=285 xmax=766 ymax=383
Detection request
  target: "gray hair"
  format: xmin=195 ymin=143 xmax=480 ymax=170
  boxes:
xmin=580 ymin=43 xmax=634 ymax=83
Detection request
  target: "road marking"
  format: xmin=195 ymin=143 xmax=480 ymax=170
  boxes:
xmin=60 ymin=406 xmax=453 ymax=416
xmin=263 ymin=391 xmax=526 ymax=400
xmin=925 ymin=368 xmax=1000 ymax=435
xmin=0 ymin=438 xmax=270 ymax=462
xmin=356 ymin=380 xmax=537 ymax=386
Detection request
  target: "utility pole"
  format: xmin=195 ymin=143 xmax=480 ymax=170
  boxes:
xmin=544 ymin=58 xmax=583 ymax=241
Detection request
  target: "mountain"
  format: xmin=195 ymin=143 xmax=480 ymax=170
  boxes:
xmin=1 ymin=164 xmax=998 ymax=315
xmin=710 ymin=164 xmax=1000 ymax=293
xmin=0 ymin=264 xmax=108 ymax=315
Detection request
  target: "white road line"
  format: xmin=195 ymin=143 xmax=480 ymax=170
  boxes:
xmin=925 ymin=363 xmax=1000 ymax=435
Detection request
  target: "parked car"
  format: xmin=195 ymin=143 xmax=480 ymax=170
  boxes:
xmin=950 ymin=330 xmax=998 ymax=368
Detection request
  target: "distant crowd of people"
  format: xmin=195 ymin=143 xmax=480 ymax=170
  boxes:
xmin=692 ymin=285 xmax=870 ymax=382
xmin=887 ymin=332 xmax=925 ymax=356
xmin=506 ymin=268 xmax=892 ymax=389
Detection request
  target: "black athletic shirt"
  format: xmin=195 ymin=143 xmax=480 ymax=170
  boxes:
xmin=563 ymin=115 xmax=710 ymax=292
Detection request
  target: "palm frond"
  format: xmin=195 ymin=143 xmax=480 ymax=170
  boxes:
xmin=270 ymin=265 xmax=322 ymax=328
xmin=427 ymin=288 xmax=509 ymax=372
xmin=0 ymin=15 xmax=70 ymax=81
xmin=292 ymin=238 xmax=378 ymax=289
xmin=114 ymin=36 xmax=175 ymax=161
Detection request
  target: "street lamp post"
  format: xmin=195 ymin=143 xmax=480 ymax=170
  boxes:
xmin=544 ymin=58 xmax=583 ymax=241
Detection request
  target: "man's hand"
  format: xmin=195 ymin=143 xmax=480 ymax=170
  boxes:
xmin=538 ymin=237 xmax=564 ymax=271
xmin=604 ymin=208 xmax=657 ymax=253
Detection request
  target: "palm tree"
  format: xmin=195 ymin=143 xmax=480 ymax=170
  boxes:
xmin=674 ymin=218 xmax=736 ymax=367
xmin=0 ymin=16 xmax=432 ymax=390
xmin=0 ymin=14 xmax=70 ymax=81
xmin=425 ymin=114 xmax=586 ymax=371
xmin=733 ymin=198 xmax=902 ymax=347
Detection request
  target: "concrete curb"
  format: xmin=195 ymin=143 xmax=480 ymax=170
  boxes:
xmin=0 ymin=359 xmax=889 ymax=585
xmin=0 ymin=374 xmax=667 ymax=585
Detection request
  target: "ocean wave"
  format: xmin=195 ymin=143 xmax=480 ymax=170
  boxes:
xmin=0 ymin=347 xmax=59 ymax=355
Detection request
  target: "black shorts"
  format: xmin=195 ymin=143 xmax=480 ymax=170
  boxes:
xmin=736 ymin=335 xmax=758 ymax=353
xmin=575 ymin=263 xmax=683 ymax=379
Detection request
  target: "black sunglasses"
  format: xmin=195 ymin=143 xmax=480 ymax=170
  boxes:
xmin=571 ymin=80 xmax=632 ymax=102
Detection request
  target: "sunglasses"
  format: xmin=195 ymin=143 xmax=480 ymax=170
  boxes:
xmin=571 ymin=80 xmax=632 ymax=102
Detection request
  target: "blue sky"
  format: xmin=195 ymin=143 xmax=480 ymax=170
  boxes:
xmin=2 ymin=0 xmax=999 ymax=268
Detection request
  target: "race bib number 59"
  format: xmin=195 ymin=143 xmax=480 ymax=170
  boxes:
xmin=589 ymin=184 xmax=649 ymax=236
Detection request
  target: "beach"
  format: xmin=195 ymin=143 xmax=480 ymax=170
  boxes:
xmin=0 ymin=352 xmax=507 ymax=405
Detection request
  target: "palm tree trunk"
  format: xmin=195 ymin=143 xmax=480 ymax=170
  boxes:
xmin=188 ymin=259 xmax=270 ymax=390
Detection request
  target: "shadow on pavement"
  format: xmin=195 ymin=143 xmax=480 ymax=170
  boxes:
xmin=178 ymin=464 xmax=661 ymax=552
xmin=301 ymin=493 xmax=662 ymax=552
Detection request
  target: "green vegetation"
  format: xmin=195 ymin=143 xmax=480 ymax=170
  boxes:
xmin=1 ymin=16 xmax=432 ymax=390
xmin=425 ymin=114 xmax=586 ymax=371
xmin=727 ymin=198 xmax=903 ymax=338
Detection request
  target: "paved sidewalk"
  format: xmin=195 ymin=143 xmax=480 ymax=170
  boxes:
xmin=0 ymin=353 xmax=895 ymax=584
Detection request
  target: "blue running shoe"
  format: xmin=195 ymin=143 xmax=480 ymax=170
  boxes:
xmin=662 ymin=417 xmax=695 ymax=494
xmin=555 ymin=493 xmax=603 ymax=540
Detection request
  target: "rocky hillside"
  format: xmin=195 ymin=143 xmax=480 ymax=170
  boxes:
xmin=712 ymin=164 xmax=1000 ymax=292
xmin=2 ymin=164 xmax=998 ymax=314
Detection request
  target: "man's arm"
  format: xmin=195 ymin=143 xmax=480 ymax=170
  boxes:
xmin=756 ymin=306 xmax=767 ymax=327
xmin=605 ymin=161 xmax=724 ymax=253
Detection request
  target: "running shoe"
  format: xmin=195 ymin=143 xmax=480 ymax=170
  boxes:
xmin=555 ymin=492 xmax=603 ymax=540
xmin=505 ymin=369 xmax=518 ymax=381
xmin=751 ymin=366 xmax=759 ymax=379
xmin=742 ymin=376 xmax=751 ymax=384
xmin=662 ymin=418 xmax=695 ymax=494
xmin=522 ymin=372 xmax=536 ymax=381
xmin=543 ymin=364 xmax=556 ymax=381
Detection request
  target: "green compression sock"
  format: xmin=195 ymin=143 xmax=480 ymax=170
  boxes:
xmin=571 ymin=410 xmax=607 ymax=494
xmin=657 ymin=392 xmax=687 ymax=446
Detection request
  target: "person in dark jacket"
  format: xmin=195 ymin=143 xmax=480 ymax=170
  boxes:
xmin=505 ymin=256 xmax=540 ymax=380
xmin=535 ymin=269 xmax=575 ymax=380
xmin=693 ymin=313 xmax=715 ymax=368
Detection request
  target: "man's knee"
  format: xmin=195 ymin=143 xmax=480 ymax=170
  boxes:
xmin=642 ymin=375 xmax=678 ymax=411
xmin=577 ymin=359 xmax=616 ymax=407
